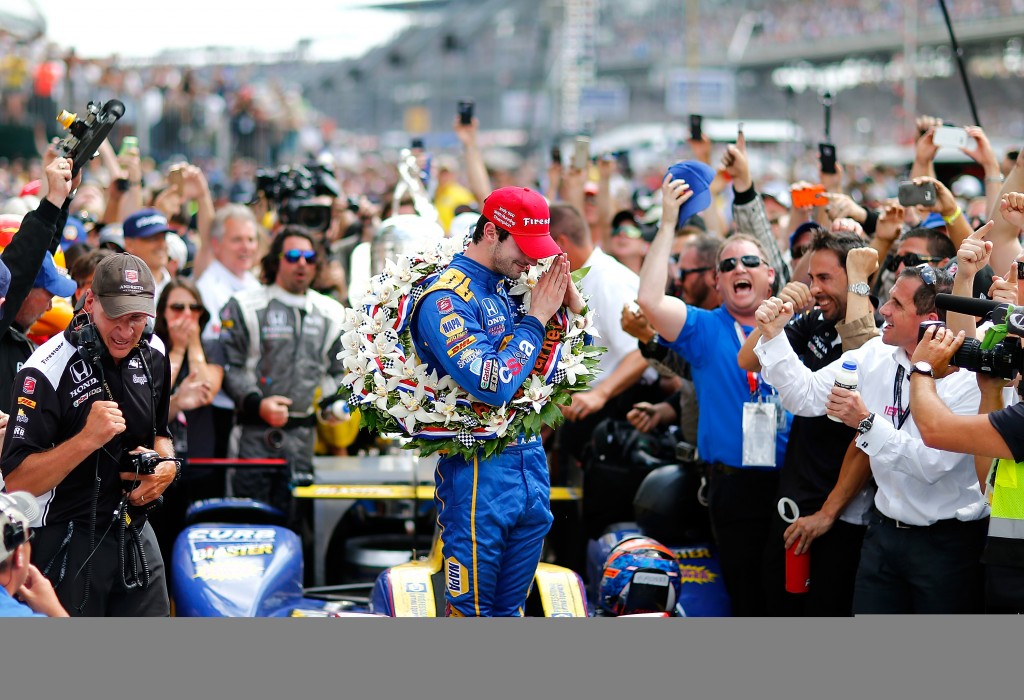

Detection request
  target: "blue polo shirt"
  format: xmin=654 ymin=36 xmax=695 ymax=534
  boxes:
xmin=0 ymin=587 xmax=45 ymax=617
xmin=664 ymin=304 xmax=789 ymax=469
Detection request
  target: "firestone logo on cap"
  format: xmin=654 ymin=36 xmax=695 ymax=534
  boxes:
xmin=125 ymin=270 xmax=139 ymax=283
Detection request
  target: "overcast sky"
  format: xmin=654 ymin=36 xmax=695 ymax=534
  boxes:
xmin=29 ymin=0 xmax=411 ymax=61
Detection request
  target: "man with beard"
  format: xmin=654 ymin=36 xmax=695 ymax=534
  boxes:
xmin=638 ymin=173 xmax=790 ymax=617
xmin=218 ymin=228 xmax=346 ymax=522
xmin=740 ymin=229 xmax=879 ymax=615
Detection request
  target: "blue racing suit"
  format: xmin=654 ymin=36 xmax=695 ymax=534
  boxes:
xmin=411 ymin=253 xmax=554 ymax=616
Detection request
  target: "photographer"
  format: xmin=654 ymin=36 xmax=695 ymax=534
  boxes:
xmin=909 ymin=230 xmax=1024 ymax=612
xmin=1 ymin=253 xmax=175 ymax=616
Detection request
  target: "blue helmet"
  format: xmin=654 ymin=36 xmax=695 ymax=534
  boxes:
xmin=598 ymin=535 xmax=682 ymax=616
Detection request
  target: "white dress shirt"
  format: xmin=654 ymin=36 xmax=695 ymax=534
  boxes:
xmin=755 ymin=333 xmax=988 ymax=526
xmin=579 ymin=247 xmax=657 ymax=387
xmin=196 ymin=258 xmax=261 ymax=410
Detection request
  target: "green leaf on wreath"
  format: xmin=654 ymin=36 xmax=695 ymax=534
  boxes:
xmin=540 ymin=402 xmax=563 ymax=426
xmin=571 ymin=267 xmax=591 ymax=285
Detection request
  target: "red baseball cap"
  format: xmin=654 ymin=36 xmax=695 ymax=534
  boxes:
xmin=482 ymin=186 xmax=561 ymax=260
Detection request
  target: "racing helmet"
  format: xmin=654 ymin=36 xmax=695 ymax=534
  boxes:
xmin=598 ymin=535 xmax=682 ymax=616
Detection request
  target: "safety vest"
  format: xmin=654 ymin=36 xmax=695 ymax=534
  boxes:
xmin=989 ymin=459 xmax=1024 ymax=540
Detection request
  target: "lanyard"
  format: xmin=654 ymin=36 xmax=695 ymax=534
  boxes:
xmin=735 ymin=321 xmax=763 ymax=400
xmin=892 ymin=364 xmax=911 ymax=430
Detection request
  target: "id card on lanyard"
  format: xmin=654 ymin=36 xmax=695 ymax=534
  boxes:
xmin=737 ymin=322 xmax=778 ymax=467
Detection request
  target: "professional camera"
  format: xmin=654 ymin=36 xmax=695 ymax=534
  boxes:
xmin=253 ymin=162 xmax=341 ymax=233
xmin=921 ymin=294 xmax=1024 ymax=381
xmin=55 ymin=99 xmax=126 ymax=176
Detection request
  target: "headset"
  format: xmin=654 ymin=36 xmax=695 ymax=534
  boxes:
xmin=68 ymin=311 xmax=155 ymax=365
xmin=0 ymin=492 xmax=38 ymax=565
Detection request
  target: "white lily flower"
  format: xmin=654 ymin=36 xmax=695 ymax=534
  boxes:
xmin=365 ymin=275 xmax=401 ymax=309
xmin=363 ymin=331 xmax=402 ymax=364
xmin=485 ymin=405 xmax=512 ymax=437
xmin=432 ymin=392 xmax=461 ymax=426
xmin=387 ymin=384 xmax=440 ymax=432
xmin=438 ymin=235 xmax=464 ymax=261
xmin=384 ymin=257 xmax=416 ymax=296
xmin=370 ymin=374 xmax=392 ymax=411
xmin=513 ymin=375 xmax=554 ymax=413
xmin=341 ymin=355 xmax=373 ymax=390
xmin=557 ymin=351 xmax=591 ymax=385
xmin=340 ymin=307 xmax=362 ymax=334
xmin=339 ymin=329 xmax=363 ymax=358
xmin=565 ymin=307 xmax=596 ymax=340
xmin=357 ymin=308 xmax=393 ymax=335
xmin=384 ymin=357 xmax=430 ymax=391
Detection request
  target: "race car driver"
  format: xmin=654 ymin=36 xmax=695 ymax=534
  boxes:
xmin=410 ymin=186 xmax=583 ymax=616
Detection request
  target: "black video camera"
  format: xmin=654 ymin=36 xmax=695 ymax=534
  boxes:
xmin=253 ymin=162 xmax=341 ymax=233
xmin=55 ymin=99 xmax=126 ymax=177
xmin=921 ymin=295 xmax=1024 ymax=381
xmin=121 ymin=451 xmax=182 ymax=501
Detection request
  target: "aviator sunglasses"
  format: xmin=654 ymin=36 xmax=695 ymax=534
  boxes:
xmin=717 ymin=255 xmax=766 ymax=273
xmin=281 ymin=249 xmax=317 ymax=264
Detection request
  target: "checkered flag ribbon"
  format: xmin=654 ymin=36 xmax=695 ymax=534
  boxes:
xmin=456 ymin=430 xmax=477 ymax=448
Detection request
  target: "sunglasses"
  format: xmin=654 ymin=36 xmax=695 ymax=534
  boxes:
xmin=718 ymin=255 xmax=766 ymax=273
xmin=679 ymin=266 xmax=713 ymax=281
xmin=281 ymin=249 xmax=317 ymax=264
xmin=612 ymin=224 xmax=644 ymax=240
xmin=168 ymin=303 xmax=203 ymax=313
xmin=887 ymin=252 xmax=944 ymax=272
xmin=791 ymin=243 xmax=811 ymax=259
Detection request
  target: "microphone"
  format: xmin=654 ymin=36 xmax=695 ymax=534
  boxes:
xmin=934 ymin=293 xmax=1011 ymax=322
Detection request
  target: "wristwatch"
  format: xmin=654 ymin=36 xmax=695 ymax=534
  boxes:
xmin=857 ymin=412 xmax=875 ymax=435
xmin=848 ymin=282 xmax=871 ymax=297
xmin=910 ymin=361 xmax=934 ymax=378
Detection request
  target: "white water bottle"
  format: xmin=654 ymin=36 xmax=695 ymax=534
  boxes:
xmin=829 ymin=360 xmax=858 ymax=422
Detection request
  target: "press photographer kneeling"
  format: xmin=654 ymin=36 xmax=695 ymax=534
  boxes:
xmin=1 ymin=253 xmax=177 ymax=616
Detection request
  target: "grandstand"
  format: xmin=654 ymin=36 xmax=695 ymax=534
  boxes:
xmin=3 ymin=0 xmax=1024 ymax=175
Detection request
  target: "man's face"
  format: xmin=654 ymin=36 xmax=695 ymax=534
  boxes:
xmin=491 ymin=228 xmax=538 ymax=280
xmin=715 ymin=240 xmax=775 ymax=317
xmin=85 ymin=293 xmax=150 ymax=362
xmin=14 ymin=287 xmax=54 ymax=330
xmin=214 ymin=218 xmax=259 ymax=277
xmin=677 ymin=245 xmax=716 ymax=308
xmin=274 ymin=235 xmax=317 ymax=295
xmin=807 ymin=249 xmax=848 ymax=323
xmin=125 ymin=233 xmax=168 ymax=276
xmin=879 ymin=276 xmax=931 ymax=352
xmin=609 ymin=228 xmax=648 ymax=263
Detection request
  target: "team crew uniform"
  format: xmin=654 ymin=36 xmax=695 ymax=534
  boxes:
xmin=219 ymin=284 xmax=346 ymax=514
xmin=412 ymin=253 xmax=555 ymax=616
xmin=1 ymin=330 xmax=172 ymax=616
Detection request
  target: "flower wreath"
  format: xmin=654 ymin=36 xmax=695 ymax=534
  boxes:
xmin=336 ymin=235 xmax=605 ymax=461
